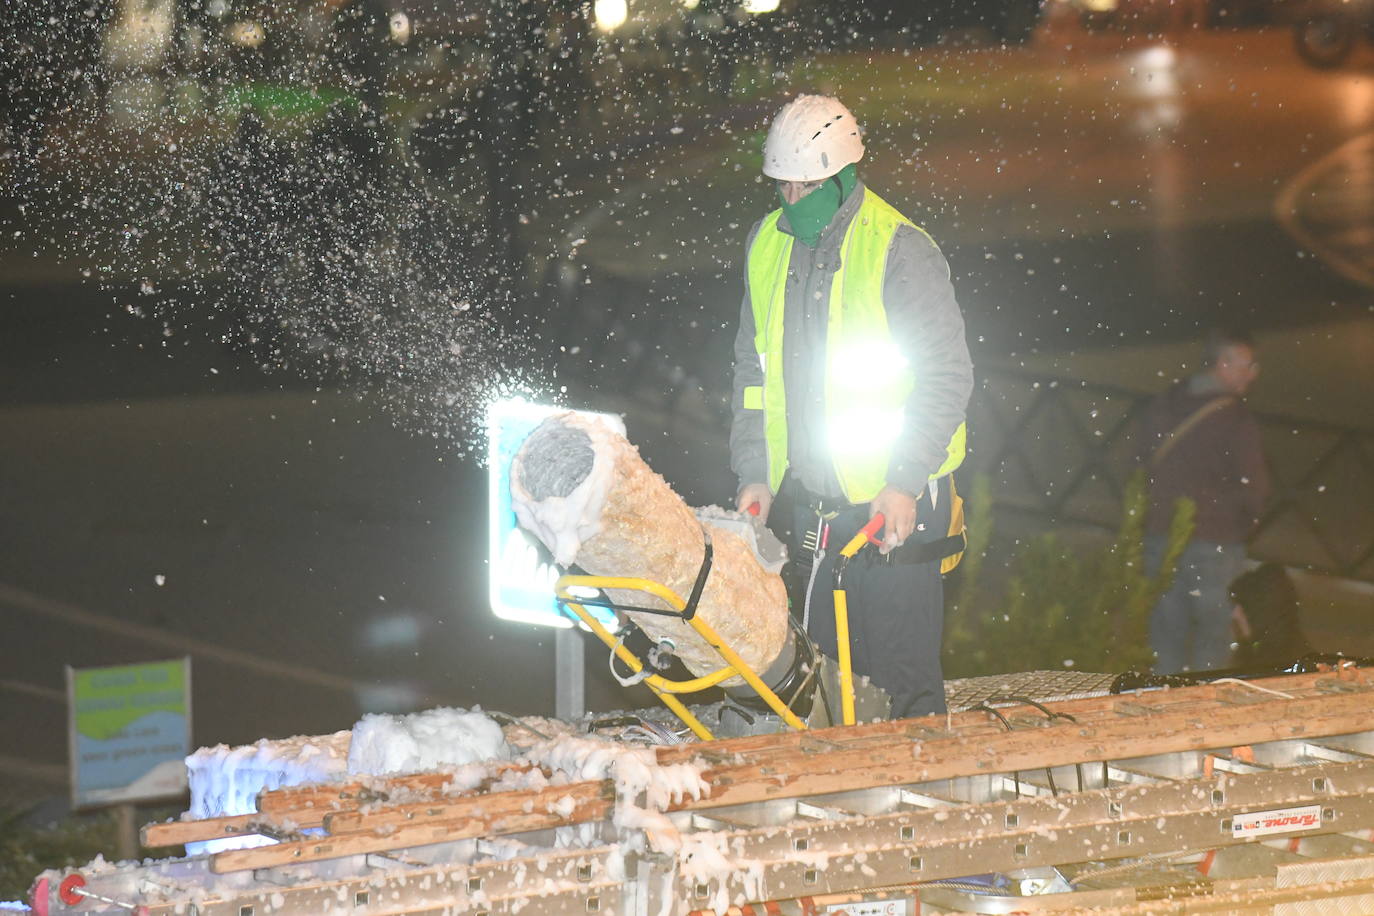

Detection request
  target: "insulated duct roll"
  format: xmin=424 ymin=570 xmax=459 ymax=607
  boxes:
xmin=510 ymin=412 xmax=789 ymax=685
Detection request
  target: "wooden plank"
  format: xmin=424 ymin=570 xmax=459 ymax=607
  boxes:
xmin=142 ymin=812 xmax=318 ymax=848
xmin=255 ymin=762 xmax=532 ymax=814
xmin=145 ymin=777 xmax=487 ymax=847
xmin=211 ymin=822 xmax=490 ymax=874
xmin=208 ymin=681 xmax=1374 ymax=872
xmin=693 ymin=687 xmax=1374 ymax=811
xmin=211 ymin=779 xmax=615 ymax=873
xmin=648 ymin=669 xmax=1366 ymax=766
xmin=321 ymin=778 xmax=615 ymax=836
xmin=151 ymin=765 xmax=541 ymax=846
xmin=678 ymin=671 xmax=1354 ymax=771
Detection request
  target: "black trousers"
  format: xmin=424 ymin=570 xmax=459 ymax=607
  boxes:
xmin=789 ymin=481 xmax=950 ymax=719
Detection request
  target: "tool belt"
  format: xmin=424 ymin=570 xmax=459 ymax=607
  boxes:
xmin=895 ymin=531 xmax=968 ymax=568
xmin=791 ymin=475 xmax=967 ymax=574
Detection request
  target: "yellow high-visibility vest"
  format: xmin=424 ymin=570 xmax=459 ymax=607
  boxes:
xmin=742 ymin=188 xmax=966 ymax=503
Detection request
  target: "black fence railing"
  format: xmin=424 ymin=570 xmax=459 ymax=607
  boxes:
xmin=969 ymin=368 xmax=1374 ymax=583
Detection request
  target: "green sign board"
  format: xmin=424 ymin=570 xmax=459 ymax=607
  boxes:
xmin=66 ymin=658 xmax=192 ymax=807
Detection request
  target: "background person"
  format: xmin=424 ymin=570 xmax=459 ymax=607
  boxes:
xmin=729 ymin=95 xmax=974 ymax=719
xmin=1139 ymin=328 xmax=1271 ymax=673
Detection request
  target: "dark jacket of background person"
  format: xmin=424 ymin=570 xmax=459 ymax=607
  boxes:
xmin=1138 ymin=376 xmax=1271 ymax=544
xmin=1229 ymin=562 xmax=1313 ymax=669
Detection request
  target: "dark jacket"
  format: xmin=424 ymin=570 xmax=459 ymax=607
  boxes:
xmin=1229 ymin=563 xmax=1312 ymax=668
xmin=1138 ymin=376 xmax=1271 ymax=544
xmin=729 ymin=182 xmax=974 ymax=501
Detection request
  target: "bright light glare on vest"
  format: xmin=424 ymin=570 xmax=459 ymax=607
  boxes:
xmin=593 ymin=0 xmax=628 ymax=31
xmin=830 ymin=339 xmax=909 ymax=386
xmin=829 ymin=407 xmax=904 ymax=456
xmin=826 ymin=340 xmax=907 ymax=457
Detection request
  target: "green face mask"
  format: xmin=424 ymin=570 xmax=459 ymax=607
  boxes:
xmin=777 ymin=164 xmax=858 ymax=248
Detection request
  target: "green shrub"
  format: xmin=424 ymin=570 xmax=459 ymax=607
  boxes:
xmin=943 ymin=471 xmax=1194 ymax=678
xmin=0 ymin=806 xmax=114 ymax=901
xmin=0 ymin=804 xmax=183 ymax=902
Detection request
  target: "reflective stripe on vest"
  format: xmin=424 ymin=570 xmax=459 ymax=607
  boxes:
xmin=743 ymin=188 xmax=966 ymax=504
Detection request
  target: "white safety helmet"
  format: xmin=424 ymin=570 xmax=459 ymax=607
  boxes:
xmin=762 ymin=94 xmax=865 ymax=182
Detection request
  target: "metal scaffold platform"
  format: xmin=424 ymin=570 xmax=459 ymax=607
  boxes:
xmin=31 ymin=666 xmax=1374 ymax=915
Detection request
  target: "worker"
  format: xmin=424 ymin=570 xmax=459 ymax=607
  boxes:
xmin=729 ymin=94 xmax=974 ymax=719
xmin=1139 ymin=328 xmax=1271 ymax=674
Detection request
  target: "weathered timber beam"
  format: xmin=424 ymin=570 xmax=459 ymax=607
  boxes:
xmin=255 ymin=762 xmax=532 ymax=814
xmin=256 ymin=774 xmax=451 ymax=813
xmin=321 ymin=778 xmax=614 ymax=836
xmin=150 ymin=765 xmax=541 ymax=847
xmin=142 ymin=812 xmax=319 ymax=848
xmin=649 ymin=670 xmax=1370 ymax=767
xmin=693 ymin=687 xmax=1374 ymax=810
xmin=210 ymin=780 xmax=615 ymax=873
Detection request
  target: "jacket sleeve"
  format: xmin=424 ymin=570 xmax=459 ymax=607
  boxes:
xmin=730 ymin=222 xmax=769 ymax=493
xmin=882 ymin=225 xmax=975 ymax=495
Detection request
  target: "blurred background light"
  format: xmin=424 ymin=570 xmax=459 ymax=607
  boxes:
xmin=594 ymin=0 xmax=629 ymax=32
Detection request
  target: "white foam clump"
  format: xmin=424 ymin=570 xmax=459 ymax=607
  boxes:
xmin=347 ymin=706 xmax=510 ymax=776
xmin=183 ymin=707 xmax=509 ymax=855
xmin=533 ymin=735 xmax=697 ymax=843
xmin=527 ymin=734 xmax=707 ymax=812
xmin=526 ymin=732 xmax=757 ymax=911
xmin=694 ymin=504 xmax=788 ymax=574
xmin=614 ymin=803 xmax=682 ymax=857
xmin=679 ymin=833 xmax=765 ymax=916
xmin=510 ymin=411 xmax=624 ymax=566
xmin=184 ymin=731 xmax=352 ymax=853
xmin=178 ymin=712 xmax=768 ymax=915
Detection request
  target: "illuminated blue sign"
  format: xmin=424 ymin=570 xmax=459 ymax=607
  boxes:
xmin=486 ymin=400 xmax=622 ymax=629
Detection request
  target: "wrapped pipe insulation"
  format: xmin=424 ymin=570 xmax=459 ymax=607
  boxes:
xmin=511 ymin=412 xmax=789 ymax=686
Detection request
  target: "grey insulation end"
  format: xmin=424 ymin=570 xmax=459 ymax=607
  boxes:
xmin=516 ymin=419 xmax=595 ymax=500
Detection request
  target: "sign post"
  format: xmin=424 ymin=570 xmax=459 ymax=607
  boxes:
xmin=554 ymin=627 xmax=585 ymax=723
xmin=487 ymin=399 xmax=623 ymax=720
xmin=66 ymin=657 xmax=192 ymax=856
